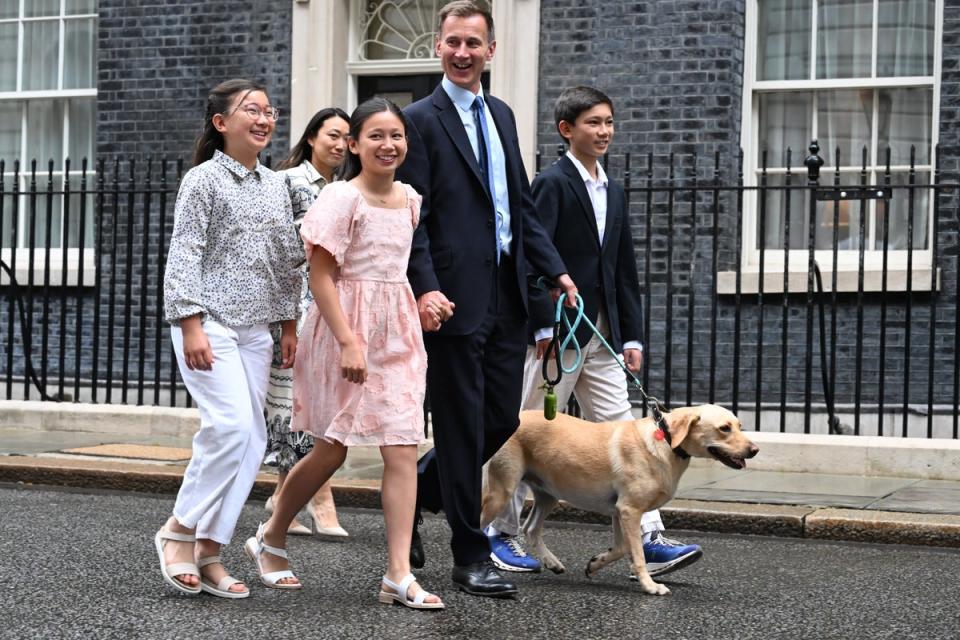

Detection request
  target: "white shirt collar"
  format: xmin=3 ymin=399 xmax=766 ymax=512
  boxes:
xmin=565 ymin=150 xmax=608 ymax=187
xmin=215 ymin=149 xmax=264 ymax=179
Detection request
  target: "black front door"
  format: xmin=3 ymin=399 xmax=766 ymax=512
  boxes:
xmin=357 ymin=72 xmax=491 ymax=107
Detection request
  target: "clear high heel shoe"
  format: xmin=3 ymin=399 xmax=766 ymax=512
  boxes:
xmin=306 ymin=501 xmax=349 ymax=538
xmin=265 ymin=495 xmax=312 ymax=536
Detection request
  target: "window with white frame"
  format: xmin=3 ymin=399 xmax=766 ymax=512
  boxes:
xmin=745 ymin=0 xmax=940 ymax=265
xmin=0 ymin=0 xmax=97 ymax=253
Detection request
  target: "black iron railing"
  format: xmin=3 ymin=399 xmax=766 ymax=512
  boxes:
xmin=1 ymin=142 xmax=958 ymax=440
xmin=536 ymin=140 xmax=957 ymax=439
xmin=1 ymin=157 xmax=189 ymax=407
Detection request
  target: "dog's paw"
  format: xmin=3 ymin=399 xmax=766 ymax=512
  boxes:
xmin=639 ymin=580 xmax=671 ymax=596
xmin=585 ymin=554 xmax=605 ymax=578
xmin=543 ymin=554 xmax=566 ymax=574
xmin=632 ymin=571 xmax=671 ymax=596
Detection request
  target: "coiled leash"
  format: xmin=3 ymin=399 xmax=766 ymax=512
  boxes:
xmin=538 ymin=278 xmax=688 ymax=458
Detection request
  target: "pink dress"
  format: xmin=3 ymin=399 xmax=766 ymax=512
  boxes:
xmin=291 ymin=180 xmax=427 ymax=446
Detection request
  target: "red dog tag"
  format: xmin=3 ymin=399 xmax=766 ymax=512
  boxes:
xmin=653 ymin=429 xmax=665 ymax=441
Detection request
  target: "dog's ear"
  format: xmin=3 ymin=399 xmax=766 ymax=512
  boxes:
xmin=667 ymin=409 xmax=699 ymax=448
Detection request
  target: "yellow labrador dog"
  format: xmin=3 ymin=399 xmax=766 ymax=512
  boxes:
xmin=481 ymin=404 xmax=758 ymax=595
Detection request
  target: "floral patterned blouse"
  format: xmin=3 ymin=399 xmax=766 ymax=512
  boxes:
xmin=163 ymin=150 xmax=304 ymax=327
xmin=283 ymin=159 xmax=328 ymax=224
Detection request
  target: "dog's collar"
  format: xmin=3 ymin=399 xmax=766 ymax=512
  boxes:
xmin=652 ymin=406 xmax=691 ymax=460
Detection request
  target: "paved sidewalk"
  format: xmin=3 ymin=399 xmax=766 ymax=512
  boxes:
xmin=1 ymin=425 xmax=959 ymax=547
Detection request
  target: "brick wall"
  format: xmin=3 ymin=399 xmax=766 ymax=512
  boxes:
xmin=537 ymin=0 xmax=744 ymax=171
xmin=97 ymin=0 xmax=293 ymax=162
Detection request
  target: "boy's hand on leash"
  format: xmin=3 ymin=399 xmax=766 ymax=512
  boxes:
xmin=535 ymin=337 xmax=554 ymax=360
xmin=280 ymin=319 xmax=297 ymax=369
xmin=550 ymin=274 xmax=579 ymax=309
xmin=417 ymin=291 xmax=455 ymax=332
xmin=181 ymin=320 xmax=214 ymax=371
xmin=339 ymin=340 xmax=367 ymax=384
xmin=623 ymin=348 xmax=642 ymax=373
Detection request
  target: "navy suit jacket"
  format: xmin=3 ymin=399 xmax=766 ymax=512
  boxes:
xmin=528 ymin=155 xmax=644 ymax=352
xmin=399 ymin=85 xmax=567 ymax=335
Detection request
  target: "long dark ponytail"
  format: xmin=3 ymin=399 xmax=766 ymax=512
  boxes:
xmin=192 ymin=79 xmax=267 ymax=167
xmin=340 ymin=97 xmax=408 ymax=182
xmin=276 ymin=107 xmax=350 ymax=171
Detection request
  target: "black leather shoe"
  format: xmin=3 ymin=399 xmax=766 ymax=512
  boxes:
xmin=451 ymin=560 xmax=518 ymax=598
xmin=410 ymin=514 xmax=425 ymax=569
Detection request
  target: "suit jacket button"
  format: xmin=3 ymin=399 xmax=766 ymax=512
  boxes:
xmin=487 ymin=218 xmax=494 ymax=227
xmin=485 ymin=258 xmax=492 ymax=266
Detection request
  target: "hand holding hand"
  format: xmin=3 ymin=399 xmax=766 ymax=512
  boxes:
xmin=417 ymin=291 xmax=455 ymax=332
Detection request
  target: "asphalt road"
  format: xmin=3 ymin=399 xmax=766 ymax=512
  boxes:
xmin=1 ymin=483 xmax=958 ymax=640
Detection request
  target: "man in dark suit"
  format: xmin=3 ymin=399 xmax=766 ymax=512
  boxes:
xmin=484 ymin=86 xmax=704 ymax=580
xmin=396 ymin=0 xmax=577 ymax=598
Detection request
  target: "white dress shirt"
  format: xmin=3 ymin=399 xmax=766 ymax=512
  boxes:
xmin=566 ymin=151 xmax=609 ymax=243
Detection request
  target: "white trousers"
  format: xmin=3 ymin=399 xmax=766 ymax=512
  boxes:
xmin=171 ymin=320 xmax=273 ymax=545
xmin=491 ymin=313 xmax=664 ymax=537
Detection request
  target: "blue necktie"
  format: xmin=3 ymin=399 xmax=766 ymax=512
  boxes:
xmin=472 ymin=95 xmax=501 ymax=263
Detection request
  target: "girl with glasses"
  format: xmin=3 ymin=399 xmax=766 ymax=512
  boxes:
xmin=154 ymin=79 xmax=303 ymax=599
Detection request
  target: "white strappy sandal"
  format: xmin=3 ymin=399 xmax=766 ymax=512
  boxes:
xmin=197 ymin=555 xmax=250 ymax=599
xmin=154 ymin=526 xmax=200 ymax=595
xmin=378 ymin=574 xmax=445 ymax=610
xmin=243 ymin=523 xmax=302 ymax=590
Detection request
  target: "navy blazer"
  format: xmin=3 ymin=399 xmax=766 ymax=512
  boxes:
xmin=399 ymin=85 xmax=567 ymax=335
xmin=528 ymin=155 xmax=644 ymax=353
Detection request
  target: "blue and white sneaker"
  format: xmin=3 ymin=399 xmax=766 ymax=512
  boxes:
xmin=630 ymin=532 xmax=703 ymax=579
xmin=487 ymin=532 xmax=542 ymax=573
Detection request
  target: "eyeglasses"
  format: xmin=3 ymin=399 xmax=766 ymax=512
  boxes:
xmin=229 ymin=104 xmax=281 ymax=121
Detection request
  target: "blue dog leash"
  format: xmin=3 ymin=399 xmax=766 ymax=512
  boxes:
xmin=538 ymin=279 xmax=687 ymax=458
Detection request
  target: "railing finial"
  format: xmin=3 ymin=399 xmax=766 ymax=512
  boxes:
xmin=805 ymin=139 xmax=824 ymax=183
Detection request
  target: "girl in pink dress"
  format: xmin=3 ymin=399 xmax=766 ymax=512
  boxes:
xmin=245 ymin=97 xmax=445 ymax=610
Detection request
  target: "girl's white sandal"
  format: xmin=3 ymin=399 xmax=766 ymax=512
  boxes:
xmin=197 ymin=555 xmax=250 ymax=599
xmin=154 ymin=526 xmax=201 ymax=595
xmin=378 ymin=574 xmax=445 ymax=610
xmin=243 ymin=523 xmax=302 ymax=590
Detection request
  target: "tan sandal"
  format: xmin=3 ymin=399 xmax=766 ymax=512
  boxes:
xmin=154 ymin=526 xmax=200 ymax=595
xmin=197 ymin=555 xmax=249 ymax=599
xmin=378 ymin=574 xmax=444 ymax=610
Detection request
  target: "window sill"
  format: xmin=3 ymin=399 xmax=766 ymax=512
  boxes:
xmin=717 ymin=267 xmax=940 ymax=295
xmin=0 ymin=261 xmax=97 ymax=288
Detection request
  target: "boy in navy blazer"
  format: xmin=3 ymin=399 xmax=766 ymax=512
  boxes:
xmin=485 ymin=86 xmax=705 ymax=579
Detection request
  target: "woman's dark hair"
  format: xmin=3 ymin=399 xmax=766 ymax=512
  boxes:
xmin=340 ymin=97 xmax=408 ymax=182
xmin=276 ymin=107 xmax=350 ymax=171
xmin=192 ymin=79 xmax=267 ymax=167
